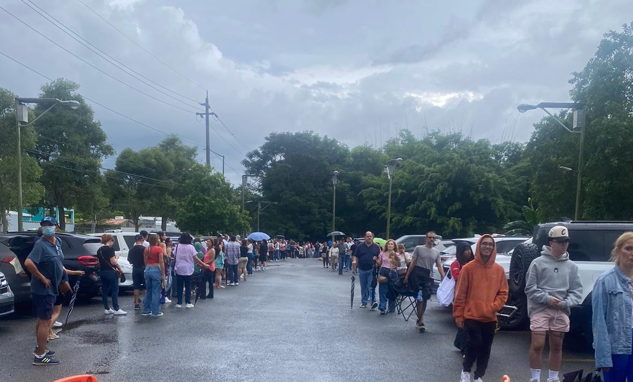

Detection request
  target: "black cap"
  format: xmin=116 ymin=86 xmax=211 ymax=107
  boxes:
xmin=140 ymin=230 xmax=149 ymax=237
xmin=134 ymin=234 xmax=144 ymax=241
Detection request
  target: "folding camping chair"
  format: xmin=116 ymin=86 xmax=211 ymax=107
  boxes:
xmin=392 ymin=278 xmax=419 ymax=323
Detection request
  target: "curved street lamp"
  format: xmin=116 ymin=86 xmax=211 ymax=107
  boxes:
xmin=517 ymin=101 xmax=585 ymax=220
xmin=385 ymin=158 xmax=402 ymax=239
xmin=15 ymin=98 xmax=80 ymax=231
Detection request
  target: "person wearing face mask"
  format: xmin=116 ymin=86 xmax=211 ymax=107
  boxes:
xmin=593 ymin=232 xmax=633 ymax=382
xmin=525 ymin=226 xmax=583 ymax=382
xmin=454 ymin=235 xmax=508 ymax=382
xmin=24 ymin=217 xmax=66 ymax=365
xmin=97 ymin=234 xmax=126 ymax=316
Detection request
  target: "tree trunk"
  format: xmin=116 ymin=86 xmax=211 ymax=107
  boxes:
xmin=57 ymin=203 xmax=66 ymax=231
xmin=1 ymin=209 xmax=8 ymax=233
xmin=133 ymin=215 xmax=140 ymax=231
xmin=161 ymin=215 xmax=167 ymax=231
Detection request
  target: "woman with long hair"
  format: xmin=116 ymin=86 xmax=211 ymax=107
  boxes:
xmin=143 ymin=233 xmax=165 ymax=317
xmin=201 ymin=238 xmax=216 ymax=299
xmin=239 ymin=239 xmax=249 ymax=282
xmin=377 ymin=239 xmax=402 ymax=315
xmin=215 ymin=240 xmax=226 ymax=288
xmin=97 ymin=234 xmax=126 ymax=315
xmin=593 ymin=232 xmax=633 ymax=381
xmin=258 ymin=239 xmax=268 ymax=271
xmin=247 ymin=239 xmax=255 ymax=276
xmin=163 ymin=237 xmax=173 ymax=303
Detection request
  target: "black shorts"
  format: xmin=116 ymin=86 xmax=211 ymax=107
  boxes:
xmin=54 ymin=293 xmax=64 ymax=306
xmin=133 ymin=268 xmax=146 ymax=290
xmin=32 ymin=294 xmax=56 ymax=320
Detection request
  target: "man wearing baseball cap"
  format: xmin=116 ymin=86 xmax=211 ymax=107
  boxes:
xmin=525 ymin=225 xmax=583 ymax=382
xmin=24 ymin=217 xmax=65 ymax=365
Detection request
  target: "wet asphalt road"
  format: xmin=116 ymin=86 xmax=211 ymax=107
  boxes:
xmin=0 ymin=259 xmax=596 ymax=382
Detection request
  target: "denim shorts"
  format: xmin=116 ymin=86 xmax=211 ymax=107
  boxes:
xmin=32 ymin=294 xmax=55 ymax=320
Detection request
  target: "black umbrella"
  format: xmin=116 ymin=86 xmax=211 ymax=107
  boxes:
xmin=275 ymin=235 xmax=285 ymax=239
xmin=193 ymin=275 xmax=201 ymax=305
xmin=327 ymin=231 xmax=345 ymax=237
xmin=350 ymin=275 xmax=355 ymax=309
xmin=63 ymin=280 xmax=81 ymax=326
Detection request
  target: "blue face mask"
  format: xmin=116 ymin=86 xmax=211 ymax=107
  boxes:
xmin=42 ymin=226 xmax=56 ymax=237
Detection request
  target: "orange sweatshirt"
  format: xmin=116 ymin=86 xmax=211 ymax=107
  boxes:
xmin=453 ymin=235 xmax=508 ymax=323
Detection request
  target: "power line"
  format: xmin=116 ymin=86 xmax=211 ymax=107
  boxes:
xmin=21 ymin=0 xmax=201 ymax=108
xmin=213 ymin=113 xmax=251 ymax=152
xmin=0 ymin=49 xmax=243 ymax=178
xmin=0 ymin=5 xmax=200 ymax=115
xmin=76 ymin=0 xmax=207 ymax=92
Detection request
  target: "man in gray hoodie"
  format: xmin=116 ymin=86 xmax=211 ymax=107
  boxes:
xmin=525 ymin=226 xmax=583 ymax=382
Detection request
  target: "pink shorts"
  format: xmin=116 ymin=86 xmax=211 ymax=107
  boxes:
xmin=530 ymin=308 xmax=570 ymax=332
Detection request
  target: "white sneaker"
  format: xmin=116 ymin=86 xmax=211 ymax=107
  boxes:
xmin=175 ymin=304 xmax=182 ymax=308
xmin=460 ymin=371 xmax=471 ymax=382
xmin=104 ymin=309 xmax=115 ymax=314
xmin=164 ymin=297 xmax=171 ymax=303
xmin=474 ymin=378 xmax=483 ymax=382
xmin=529 ymin=379 xmax=538 ymax=382
xmin=235 ymin=282 xmax=239 ymax=286
xmin=53 ymin=321 xmax=63 ymax=328
xmin=186 ymin=303 xmax=194 ymax=309
xmin=240 ymin=274 xmax=244 ymax=279
xmin=113 ymin=309 xmax=127 ymax=315
xmin=547 ymin=379 xmax=560 ymax=382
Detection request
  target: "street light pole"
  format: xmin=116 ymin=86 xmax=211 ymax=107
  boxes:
xmin=518 ymin=102 xmax=585 ymax=220
xmin=332 ymin=171 xmax=338 ymax=232
xmin=385 ymin=158 xmax=402 ymax=239
xmin=14 ymin=97 xmax=80 ymax=231
xmin=256 ymin=201 xmax=277 ymax=232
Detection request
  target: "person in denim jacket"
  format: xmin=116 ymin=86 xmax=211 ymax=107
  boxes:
xmin=593 ymin=232 xmax=633 ymax=382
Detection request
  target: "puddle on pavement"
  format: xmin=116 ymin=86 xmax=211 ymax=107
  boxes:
xmin=70 ymin=329 xmax=118 ymax=344
xmin=63 ymin=317 xmax=111 ymax=330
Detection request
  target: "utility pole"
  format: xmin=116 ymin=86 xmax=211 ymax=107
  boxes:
xmin=197 ymin=92 xmax=225 ymax=175
xmin=257 ymin=201 xmax=277 ymax=232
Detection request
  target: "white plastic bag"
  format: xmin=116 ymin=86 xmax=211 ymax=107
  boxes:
xmin=436 ymin=275 xmax=456 ymax=307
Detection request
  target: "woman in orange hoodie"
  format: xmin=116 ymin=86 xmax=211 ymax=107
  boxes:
xmin=453 ymin=235 xmax=508 ymax=382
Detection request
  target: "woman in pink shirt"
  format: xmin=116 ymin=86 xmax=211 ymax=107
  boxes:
xmin=377 ymin=239 xmax=402 ymax=315
xmin=174 ymin=233 xmax=207 ymax=308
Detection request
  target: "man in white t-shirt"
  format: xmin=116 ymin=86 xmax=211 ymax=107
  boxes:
xmin=140 ymin=230 xmax=149 ymax=248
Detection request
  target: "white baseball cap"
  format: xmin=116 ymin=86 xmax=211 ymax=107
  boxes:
xmin=548 ymin=226 xmax=569 ymax=240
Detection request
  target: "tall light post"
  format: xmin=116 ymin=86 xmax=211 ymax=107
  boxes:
xmin=331 ymin=171 xmax=339 ymax=232
xmin=518 ymin=102 xmax=585 ymax=220
xmin=15 ymin=98 xmax=80 ymax=231
xmin=385 ymin=158 xmax=402 ymax=239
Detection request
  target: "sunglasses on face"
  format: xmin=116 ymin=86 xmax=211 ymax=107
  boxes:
xmin=554 ymin=239 xmax=570 ymax=244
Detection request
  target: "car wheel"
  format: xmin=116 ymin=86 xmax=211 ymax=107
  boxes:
xmin=509 ymin=243 xmax=540 ymax=296
xmin=499 ymin=293 xmax=528 ymax=330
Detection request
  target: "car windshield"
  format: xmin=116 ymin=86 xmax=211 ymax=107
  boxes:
xmin=83 ymin=241 xmax=102 ymax=255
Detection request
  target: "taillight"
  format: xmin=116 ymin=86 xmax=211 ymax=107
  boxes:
xmin=78 ymin=256 xmax=99 ymax=266
xmin=1 ymin=255 xmax=15 ymax=263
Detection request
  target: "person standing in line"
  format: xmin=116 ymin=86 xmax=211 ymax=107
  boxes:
xmin=140 ymin=230 xmax=149 ymax=248
xmin=163 ymin=237 xmax=173 ymax=303
xmin=97 ymin=234 xmax=127 ymax=316
xmin=450 ymin=242 xmax=474 ymax=355
xmin=344 ymin=237 xmax=353 ymax=271
xmin=593 ymin=232 xmax=633 ymax=382
xmin=454 ymin=235 xmax=508 ymax=382
xmin=322 ymin=242 xmax=329 ymax=268
xmin=352 ymin=231 xmax=380 ymax=310
xmin=24 ymin=217 xmax=66 ymax=365
xmin=337 ymin=238 xmax=347 ymax=275
xmin=215 ymin=241 xmax=226 ymax=288
xmin=142 ymin=233 xmax=165 ymax=317
xmin=259 ymin=239 xmax=268 ymax=271
xmin=377 ymin=239 xmax=401 ymax=315
xmin=526 ymin=226 xmax=583 ymax=382
xmin=280 ymin=240 xmax=287 ymax=261
xmin=192 ymin=241 xmax=206 ymax=300
xmin=128 ymin=234 xmax=146 ymax=310
xmin=225 ymin=235 xmax=241 ymax=286
xmin=330 ymin=243 xmax=339 ymax=272
xmin=174 ymin=233 xmax=207 ymax=308
xmin=247 ymin=239 xmax=254 ymax=276
xmin=201 ymin=238 xmax=216 ymax=299
xmin=239 ymin=239 xmax=249 ymax=282
xmin=404 ymin=231 xmax=444 ymax=332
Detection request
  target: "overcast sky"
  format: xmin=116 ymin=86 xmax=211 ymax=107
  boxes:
xmin=1 ymin=0 xmax=632 ymax=184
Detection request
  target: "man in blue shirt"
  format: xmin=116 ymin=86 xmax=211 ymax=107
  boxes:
xmin=24 ymin=217 xmax=65 ymax=366
xmin=352 ymin=231 xmax=380 ymax=309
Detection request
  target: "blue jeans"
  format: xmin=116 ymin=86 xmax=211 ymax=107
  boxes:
xmin=228 ymin=264 xmax=238 ymax=284
xmin=101 ymin=270 xmax=119 ymax=311
xmin=143 ymin=266 xmax=161 ymax=315
xmin=247 ymin=254 xmax=254 ymax=275
xmin=345 ymin=255 xmax=351 ymax=270
xmin=604 ymin=329 xmax=633 ymax=382
xmin=176 ymin=274 xmax=192 ymax=305
xmin=338 ymin=256 xmax=345 ymax=275
xmin=378 ymin=268 xmax=397 ymax=312
xmin=359 ymin=269 xmax=375 ymax=305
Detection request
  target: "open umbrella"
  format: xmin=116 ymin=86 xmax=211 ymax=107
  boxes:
xmin=275 ymin=235 xmax=285 ymax=239
xmin=63 ymin=279 xmax=81 ymax=326
xmin=327 ymin=231 xmax=345 ymax=237
xmin=247 ymin=232 xmax=270 ymax=241
xmin=373 ymin=238 xmax=387 ymax=248
xmin=350 ymin=275 xmax=355 ymax=309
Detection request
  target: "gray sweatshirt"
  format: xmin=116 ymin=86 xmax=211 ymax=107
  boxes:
xmin=525 ymin=246 xmax=583 ymax=317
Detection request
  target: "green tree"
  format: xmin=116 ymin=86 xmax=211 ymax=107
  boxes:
xmin=0 ymin=88 xmax=44 ymax=231
xmin=32 ymin=79 xmax=113 ymax=230
xmin=175 ymin=164 xmax=249 ymax=235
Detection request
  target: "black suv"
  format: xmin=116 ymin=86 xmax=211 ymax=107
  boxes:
xmin=0 ymin=233 xmax=103 ymax=301
xmin=503 ymin=221 xmax=633 ymax=344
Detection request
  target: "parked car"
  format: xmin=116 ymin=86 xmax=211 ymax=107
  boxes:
xmin=0 ymin=271 xmax=15 ymax=316
xmin=0 ymin=243 xmax=31 ymax=305
xmin=0 ymin=233 xmax=102 ymax=300
xmin=88 ymin=232 xmax=140 ymax=259
xmin=503 ymin=221 xmax=633 ymax=341
xmin=395 ymin=235 xmax=446 ymax=253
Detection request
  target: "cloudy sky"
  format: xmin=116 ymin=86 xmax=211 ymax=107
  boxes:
xmin=1 ymin=0 xmax=632 ymax=184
